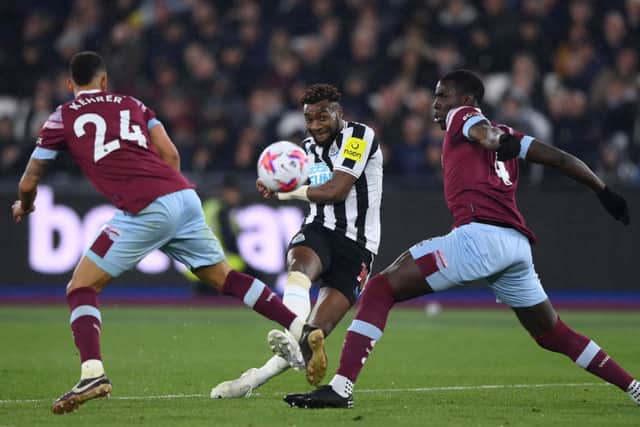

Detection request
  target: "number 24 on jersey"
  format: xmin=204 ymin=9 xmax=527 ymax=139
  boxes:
xmin=73 ymin=110 xmax=147 ymax=162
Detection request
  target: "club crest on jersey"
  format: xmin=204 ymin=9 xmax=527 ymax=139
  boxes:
xmin=342 ymin=137 xmax=367 ymax=162
xmin=329 ymin=144 xmax=339 ymax=157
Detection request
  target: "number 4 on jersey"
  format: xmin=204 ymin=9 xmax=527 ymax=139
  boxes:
xmin=73 ymin=110 xmax=147 ymax=162
xmin=494 ymin=157 xmax=513 ymax=186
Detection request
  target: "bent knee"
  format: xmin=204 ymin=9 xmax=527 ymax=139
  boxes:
xmin=193 ymin=261 xmax=232 ymax=291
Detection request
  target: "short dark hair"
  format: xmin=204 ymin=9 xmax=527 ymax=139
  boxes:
xmin=299 ymin=83 xmax=341 ymax=105
xmin=70 ymin=51 xmax=106 ymax=86
xmin=440 ymin=69 xmax=485 ymax=104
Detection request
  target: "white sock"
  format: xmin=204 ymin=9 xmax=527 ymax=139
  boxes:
xmin=283 ymin=271 xmax=312 ymax=320
xmin=253 ymin=356 xmax=290 ymax=386
xmin=81 ymin=359 xmax=105 ymax=379
xmin=329 ymin=374 xmax=354 ymax=398
xmin=288 ymin=317 xmax=304 ymax=341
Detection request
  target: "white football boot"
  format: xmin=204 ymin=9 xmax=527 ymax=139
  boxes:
xmin=267 ymin=329 xmax=305 ymax=370
xmin=210 ymin=368 xmax=259 ymax=399
xmin=627 ymin=379 xmax=640 ymax=405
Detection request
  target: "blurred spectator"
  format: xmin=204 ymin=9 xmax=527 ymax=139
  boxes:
xmin=393 ymin=114 xmax=440 ymax=186
xmin=0 ymin=0 xmax=638 ymax=188
xmin=596 ymin=132 xmax=639 ymax=185
xmin=0 ymin=116 xmax=22 ymax=176
xmin=600 ymin=10 xmax=630 ymax=65
xmin=494 ymin=92 xmax=552 ymax=185
xmin=546 ymin=89 xmax=599 ymax=164
xmin=485 ymin=53 xmax=545 ymax=111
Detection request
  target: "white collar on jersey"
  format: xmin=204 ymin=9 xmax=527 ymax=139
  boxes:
xmin=75 ymin=89 xmax=103 ymax=97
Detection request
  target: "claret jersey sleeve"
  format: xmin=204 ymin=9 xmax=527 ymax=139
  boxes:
xmin=441 ymin=106 xmax=536 ymax=243
xmin=130 ymin=96 xmax=161 ymax=130
xmin=33 ymin=106 xmax=66 ymax=159
xmin=445 ymin=106 xmax=486 ymax=141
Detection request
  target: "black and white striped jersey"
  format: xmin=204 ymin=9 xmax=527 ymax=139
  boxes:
xmin=303 ymin=121 xmax=383 ymax=254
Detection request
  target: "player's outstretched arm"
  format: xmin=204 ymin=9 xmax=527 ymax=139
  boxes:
xmin=526 ymin=140 xmax=630 ymax=225
xmin=149 ymin=124 xmax=180 ymax=172
xmin=469 ymin=121 xmax=629 ymax=225
xmin=277 ymin=170 xmax=356 ymax=203
xmin=526 ymin=140 xmax=604 ymax=191
xmin=12 ymin=157 xmax=50 ymax=223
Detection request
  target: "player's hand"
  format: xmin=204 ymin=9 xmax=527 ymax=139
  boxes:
xmin=597 ymin=186 xmax=630 ymax=225
xmin=496 ymin=133 xmax=522 ymax=161
xmin=256 ymin=179 xmax=275 ymax=199
xmin=11 ymin=200 xmax=35 ymax=223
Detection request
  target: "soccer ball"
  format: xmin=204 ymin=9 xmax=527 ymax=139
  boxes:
xmin=257 ymin=141 xmax=309 ymax=192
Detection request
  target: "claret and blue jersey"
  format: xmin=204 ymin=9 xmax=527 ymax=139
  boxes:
xmin=442 ymin=105 xmax=536 ymax=242
xmin=33 ymin=90 xmax=194 ymax=214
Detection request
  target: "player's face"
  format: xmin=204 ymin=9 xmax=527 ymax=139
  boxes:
xmin=303 ymin=100 xmax=341 ymax=145
xmin=432 ymin=81 xmax=463 ymax=130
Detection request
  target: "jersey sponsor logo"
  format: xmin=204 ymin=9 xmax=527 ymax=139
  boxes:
xmin=462 ymin=111 xmax=481 ymax=121
xmin=342 ymin=137 xmax=367 ymax=162
xmin=309 ymin=163 xmax=332 ymax=186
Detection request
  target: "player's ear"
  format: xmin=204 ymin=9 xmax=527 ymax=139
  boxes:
xmin=99 ymin=75 xmax=108 ymax=91
xmin=462 ymin=94 xmax=475 ymax=106
xmin=333 ymin=103 xmax=344 ymax=119
xmin=66 ymin=78 xmax=74 ymax=92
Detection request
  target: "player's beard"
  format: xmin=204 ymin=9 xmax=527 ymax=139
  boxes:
xmin=314 ymin=128 xmax=337 ymax=146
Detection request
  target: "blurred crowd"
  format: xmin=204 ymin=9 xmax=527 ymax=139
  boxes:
xmin=1 ymin=0 xmax=639 ymax=188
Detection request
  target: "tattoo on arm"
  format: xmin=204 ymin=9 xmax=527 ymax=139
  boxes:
xmin=19 ymin=158 xmax=50 ymax=209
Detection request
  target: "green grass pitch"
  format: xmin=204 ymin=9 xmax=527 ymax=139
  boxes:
xmin=0 ymin=305 xmax=638 ymax=426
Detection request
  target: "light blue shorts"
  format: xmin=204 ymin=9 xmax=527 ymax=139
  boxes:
xmin=86 ymin=189 xmax=225 ymax=277
xmin=409 ymin=222 xmax=547 ymax=308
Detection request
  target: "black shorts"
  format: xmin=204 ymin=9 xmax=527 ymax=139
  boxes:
xmin=288 ymin=223 xmax=374 ymax=305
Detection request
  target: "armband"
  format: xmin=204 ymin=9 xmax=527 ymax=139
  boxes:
xmin=496 ymin=133 xmax=521 ymax=161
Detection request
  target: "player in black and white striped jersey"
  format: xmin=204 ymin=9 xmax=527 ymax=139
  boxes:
xmin=301 ymin=118 xmax=382 ymax=254
xmin=211 ymin=83 xmax=383 ymax=398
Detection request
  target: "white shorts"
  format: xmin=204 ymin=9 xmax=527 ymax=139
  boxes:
xmin=86 ymin=189 xmax=225 ymax=277
xmin=409 ymin=222 xmax=547 ymax=308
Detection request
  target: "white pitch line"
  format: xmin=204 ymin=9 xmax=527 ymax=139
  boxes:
xmin=0 ymin=382 xmax=608 ymax=404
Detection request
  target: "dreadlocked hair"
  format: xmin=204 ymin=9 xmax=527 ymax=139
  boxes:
xmin=299 ymin=83 xmax=342 ymax=105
